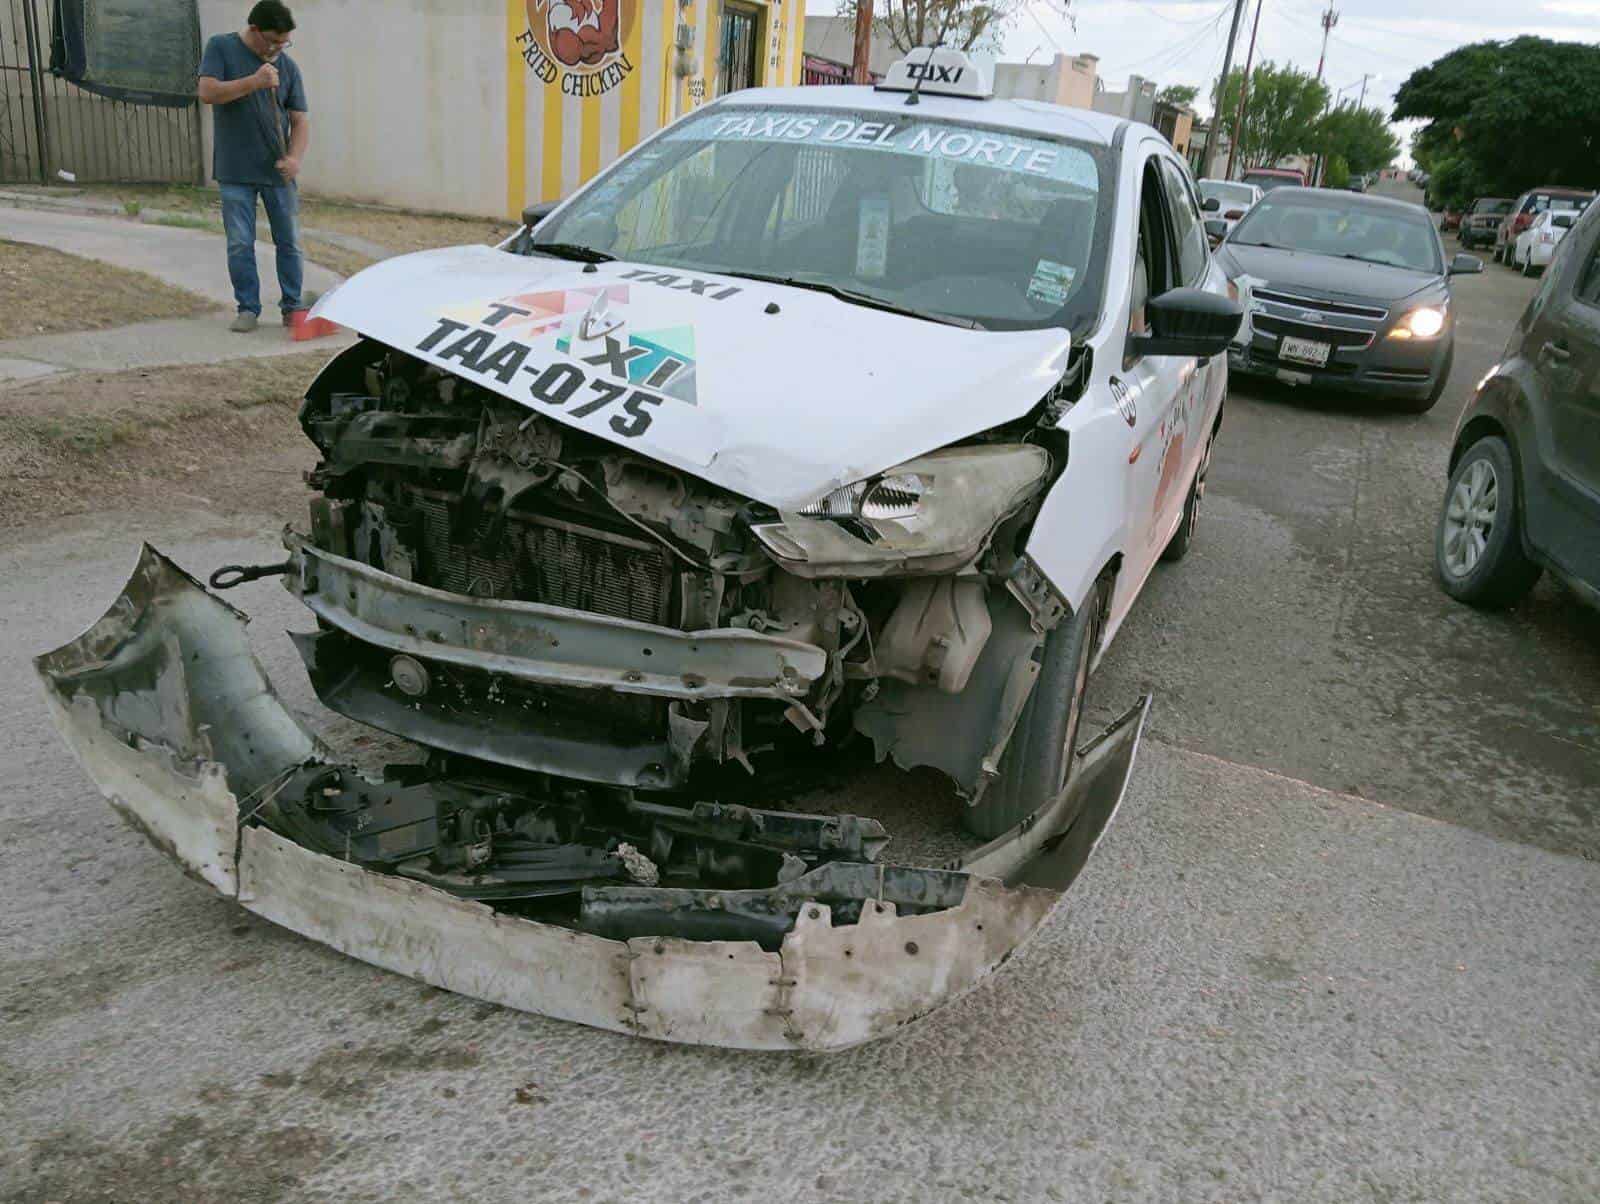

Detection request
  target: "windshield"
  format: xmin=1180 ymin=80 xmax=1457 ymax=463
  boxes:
xmin=1473 ymin=199 xmax=1512 ymax=215
xmin=1200 ymin=181 xmax=1256 ymax=208
xmin=1229 ymin=196 xmax=1442 ymax=273
xmin=1242 ymin=171 xmax=1299 ymax=192
xmin=531 ymin=105 xmax=1109 ymax=332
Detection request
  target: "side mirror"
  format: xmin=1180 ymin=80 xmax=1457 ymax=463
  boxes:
xmin=1448 ymin=253 xmax=1484 ymax=276
xmin=1201 ymin=196 xmax=1220 ymax=212
xmin=1203 ymin=218 xmax=1228 ymax=247
xmin=512 ymin=200 xmax=562 ymax=253
xmin=1130 ymin=287 xmax=1243 ymax=359
xmin=521 ymin=200 xmax=560 ymax=229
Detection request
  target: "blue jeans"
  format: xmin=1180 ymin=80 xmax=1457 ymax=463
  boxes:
xmin=220 ymin=181 xmax=303 ymax=316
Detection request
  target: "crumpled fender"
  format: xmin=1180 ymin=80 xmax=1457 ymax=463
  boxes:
xmin=36 ymin=545 xmax=1148 ymax=1052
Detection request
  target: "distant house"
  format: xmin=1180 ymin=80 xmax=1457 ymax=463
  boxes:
xmin=992 ymin=53 xmax=1100 ymax=109
xmin=802 ymin=16 xmax=895 ymax=84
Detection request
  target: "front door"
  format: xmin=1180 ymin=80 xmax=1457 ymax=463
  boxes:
xmin=1531 ymin=219 xmax=1600 ymax=586
xmin=1112 ymin=149 xmax=1196 ymax=625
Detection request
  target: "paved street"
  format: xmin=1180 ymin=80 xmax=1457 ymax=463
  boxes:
xmin=1 ymin=181 xmax=1596 ymax=1202
xmin=1095 ymin=180 xmax=1600 ymax=861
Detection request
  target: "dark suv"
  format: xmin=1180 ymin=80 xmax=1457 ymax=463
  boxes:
xmin=1458 ymin=197 xmax=1512 ymax=250
xmin=1436 ymin=201 xmax=1600 ymax=609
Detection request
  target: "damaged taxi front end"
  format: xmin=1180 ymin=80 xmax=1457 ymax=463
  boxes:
xmin=37 ymin=72 xmax=1161 ymax=1050
xmin=40 ymin=547 xmax=1145 ymax=1050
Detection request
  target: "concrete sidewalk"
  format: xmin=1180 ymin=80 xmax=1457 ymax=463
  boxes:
xmin=1 ymin=206 xmax=352 ymax=384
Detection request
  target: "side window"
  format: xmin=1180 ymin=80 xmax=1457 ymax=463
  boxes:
xmin=1578 ymin=245 xmax=1600 ymax=307
xmin=1160 ymin=158 xmax=1209 ymax=286
xmin=1129 ymin=156 xmax=1178 ymax=345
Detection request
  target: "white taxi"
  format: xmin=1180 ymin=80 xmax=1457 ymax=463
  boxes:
xmin=41 ymin=48 xmax=1241 ymax=1051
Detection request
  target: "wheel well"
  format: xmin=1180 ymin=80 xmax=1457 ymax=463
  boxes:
xmin=1449 ymin=414 xmax=1508 ymax=475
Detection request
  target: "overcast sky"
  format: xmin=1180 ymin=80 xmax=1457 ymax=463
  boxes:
xmin=815 ymin=0 xmax=1600 ymax=163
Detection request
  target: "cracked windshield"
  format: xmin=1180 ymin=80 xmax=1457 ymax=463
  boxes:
xmin=533 ymin=107 xmax=1104 ymax=329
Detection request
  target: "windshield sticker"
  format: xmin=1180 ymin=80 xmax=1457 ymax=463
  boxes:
xmin=856 ymin=196 xmax=890 ymax=279
xmin=1025 ymin=259 xmax=1076 ymax=306
xmin=669 ymin=111 xmax=1097 ymax=188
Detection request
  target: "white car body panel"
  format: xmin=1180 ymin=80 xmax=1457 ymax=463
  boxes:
xmin=313 ymin=247 xmax=1073 ymax=512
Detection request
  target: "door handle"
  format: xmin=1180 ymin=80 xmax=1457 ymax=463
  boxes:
xmin=1541 ymin=339 xmax=1571 ymax=363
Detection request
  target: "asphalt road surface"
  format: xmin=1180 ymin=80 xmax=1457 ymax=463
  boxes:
xmin=1094 ymin=178 xmax=1600 ymax=861
xmin=2 ymin=179 xmax=1596 ymax=1203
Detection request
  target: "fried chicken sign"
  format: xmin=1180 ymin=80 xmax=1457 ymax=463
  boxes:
xmin=519 ymin=0 xmax=635 ymax=96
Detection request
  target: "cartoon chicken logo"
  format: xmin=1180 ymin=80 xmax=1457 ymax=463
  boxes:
xmin=532 ymin=0 xmax=620 ymax=68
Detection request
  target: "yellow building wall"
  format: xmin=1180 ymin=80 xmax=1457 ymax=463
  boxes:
xmin=506 ymin=0 xmax=803 ymax=218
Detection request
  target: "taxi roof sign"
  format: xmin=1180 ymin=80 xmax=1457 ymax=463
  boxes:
xmin=876 ymin=47 xmax=994 ymax=101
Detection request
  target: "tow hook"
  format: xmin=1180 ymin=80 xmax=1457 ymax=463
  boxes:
xmin=208 ymin=560 xmax=291 ymax=590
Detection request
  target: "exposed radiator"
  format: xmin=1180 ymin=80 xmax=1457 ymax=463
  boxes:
xmin=407 ymin=488 xmax=673 ymax=625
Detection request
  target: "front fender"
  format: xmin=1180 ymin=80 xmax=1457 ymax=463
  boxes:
xmin=1022 ymin=406 xmax=1132 ymax=614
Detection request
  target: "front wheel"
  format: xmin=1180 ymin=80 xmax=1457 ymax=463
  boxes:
xmin=963 ymin=580 xmax=1104 ymax=839
xmin=1435 ymin=437 xmax=1542 ymax=607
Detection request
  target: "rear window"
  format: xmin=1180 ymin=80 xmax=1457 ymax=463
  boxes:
xmin=1553 ymin=213 xmax=1575 ymax=228
xmin=1473 ymin=199 xmax=1511 ymax=215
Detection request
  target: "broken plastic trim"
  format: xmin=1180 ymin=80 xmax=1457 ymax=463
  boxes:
xmin=36 ymin=545 xmax=1148 ymax=1052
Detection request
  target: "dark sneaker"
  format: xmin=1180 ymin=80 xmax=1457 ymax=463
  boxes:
xmin=230 ymin=311 xmax=259 ymax=333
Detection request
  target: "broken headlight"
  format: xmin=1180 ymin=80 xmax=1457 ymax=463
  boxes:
xmin=750 ymin=444 xmax=1051 ymax=578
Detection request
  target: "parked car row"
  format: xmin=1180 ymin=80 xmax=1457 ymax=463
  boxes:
xmin=1492 ymin=186 xmax=1593 ymax=267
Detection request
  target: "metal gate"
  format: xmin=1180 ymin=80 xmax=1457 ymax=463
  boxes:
xmin=1 ymin=0 xmax=201 ymax=185
xmin=716 ymin=4 xmax=760 ymax=98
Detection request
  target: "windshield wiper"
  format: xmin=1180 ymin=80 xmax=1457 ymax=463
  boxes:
xmin=1334 ymin=253 xmax=1420 ymax=270
xmin=529 ymin=241 xmax=615 ymax=264
xmin=713 ymin=270 xmax=982 ymax=329
xmin=1232 ymin=240 xmax=1293 ymax=251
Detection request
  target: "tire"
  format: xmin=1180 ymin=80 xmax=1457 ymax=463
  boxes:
xmin=1435 ymin=436 xmax=1542 ymax=608
xmin=1523 ymin=254 xmax=1534 ymax=277
xmin=964 ymin=580 xmax=1104 ymax=840
xmin=1160 ymin=432 xmax=1213 ymax=563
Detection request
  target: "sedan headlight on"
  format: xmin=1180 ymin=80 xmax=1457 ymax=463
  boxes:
xmin=751 ymin=444 xmax=1052 ymax=577
xmin=1389 ymin=305 xmax=1447 ymax=339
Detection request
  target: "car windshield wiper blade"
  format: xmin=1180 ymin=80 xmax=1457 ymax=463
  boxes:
xmin=529 ymin=241 xmax=615 ymax=264
xmin=1334 ymin=252 xmax=1421 ymax=270
xmin=1233 ymin=240 xmax=1293 ymax=251
xmin=713 ymin=270 xmax=982 ymax=329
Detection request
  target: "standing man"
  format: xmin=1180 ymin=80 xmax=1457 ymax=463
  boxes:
xmin=198 ymin=2 xmax=312 ymax=333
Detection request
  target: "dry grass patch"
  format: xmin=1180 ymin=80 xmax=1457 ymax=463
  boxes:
xmin=0 ymin=240 xmax=218 ymax=339
xmin=0 ymin=353 xmax=328 ymax=535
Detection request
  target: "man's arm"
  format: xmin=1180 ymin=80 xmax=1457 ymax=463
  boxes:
xmin=198 ymin=64 xmax=277 ymax=105
xmin=277 ymin=110 xmax=310 ymax=181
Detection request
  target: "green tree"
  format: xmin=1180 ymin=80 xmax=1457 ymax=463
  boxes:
xmin=1156 ymin=83 xmax=1199 ymax=109
xmin=1212 ymin=61 xmax=1330 ymax=169
xmin=1324 ymin=154 xmax=1350 ymax=189
xmin=1317 ymin=105 xmax=1400 ymax=177
xmin=1393 ymin=37 xmax=1600 ymax=196
xmin=833 ymin=0 xmax=1028 ymax=54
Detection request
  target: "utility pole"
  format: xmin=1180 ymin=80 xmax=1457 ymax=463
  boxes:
xmin=851 ymin=0 xmax=875 ymax=85
xmin=1358 ymin=71 xmax=1370 ymax=108
xmin=1312 ymin=5 xmax=1337 ymax=186
xmin=1205 ymin=0 xmax=1249 ymax=178
xmin=1316 ymin=4 xmax=1338 ymax=81
xmin=1224 ymin=0 xmax=1263 ymax=179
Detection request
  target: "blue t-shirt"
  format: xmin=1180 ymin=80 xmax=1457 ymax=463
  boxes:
xmin=198 ymin=33 xmax=308 ymax=186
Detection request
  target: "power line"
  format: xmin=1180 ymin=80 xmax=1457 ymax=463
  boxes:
xmin=1102 ymin=0 xmax=1233 ymax=75
xmin=1129 ymin=0 xmax=1226 ymax=26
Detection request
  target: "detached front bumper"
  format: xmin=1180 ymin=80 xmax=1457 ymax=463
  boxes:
xmin=36 ymin=546 xmax=1149 ymax=1052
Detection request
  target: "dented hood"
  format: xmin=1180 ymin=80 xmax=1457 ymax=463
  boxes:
xmin=312 ymin=246 xmax=1073 ymax=510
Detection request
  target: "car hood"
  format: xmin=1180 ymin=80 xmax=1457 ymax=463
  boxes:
xmin=1217 ymin=243 xmax=1441 ymax=304
xmin=312 ymin=246 xmax=1073 ymax=511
